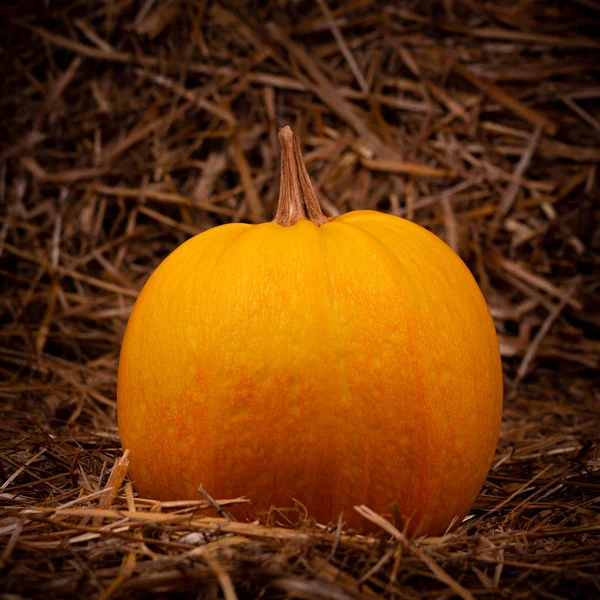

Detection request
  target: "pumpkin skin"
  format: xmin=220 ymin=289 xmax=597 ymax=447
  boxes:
xmin=117 ymin=209 xmax=503 ymax=535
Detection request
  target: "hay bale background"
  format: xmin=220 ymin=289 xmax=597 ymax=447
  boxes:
xmin=1 ymin=1 xmax=598 ymax=598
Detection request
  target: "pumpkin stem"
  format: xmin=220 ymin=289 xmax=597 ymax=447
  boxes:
xmin=274 ymin=126 xmax=328 ymax=227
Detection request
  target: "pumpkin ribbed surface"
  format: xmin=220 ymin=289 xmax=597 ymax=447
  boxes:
xmin=117 ymin=210 xmax=502 ymax=535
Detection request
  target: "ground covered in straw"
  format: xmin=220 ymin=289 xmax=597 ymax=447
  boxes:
xmin=1 ymin=1 xmax=599 ymax=598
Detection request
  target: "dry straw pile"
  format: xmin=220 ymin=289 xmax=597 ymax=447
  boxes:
xmin=1 ymin=1 xmax=599 ymax=598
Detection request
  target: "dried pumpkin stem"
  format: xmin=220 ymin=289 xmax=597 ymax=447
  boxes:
xmin=274 ymin=126 xmax=328 ymax=227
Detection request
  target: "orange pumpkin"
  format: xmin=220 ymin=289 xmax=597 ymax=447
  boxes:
xmin=117 ymin=127 xmax=502 ymax=535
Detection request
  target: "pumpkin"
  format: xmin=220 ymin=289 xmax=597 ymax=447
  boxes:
xmin=117 ymin=126 xmax=502 ymax=535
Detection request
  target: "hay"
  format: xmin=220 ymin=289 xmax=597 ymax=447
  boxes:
xmin=1 ymin=1 xmax=599 ymax=598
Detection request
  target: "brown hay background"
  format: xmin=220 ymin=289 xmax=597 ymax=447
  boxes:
xmin=1 ymin=1 xmax=599 ymax=598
